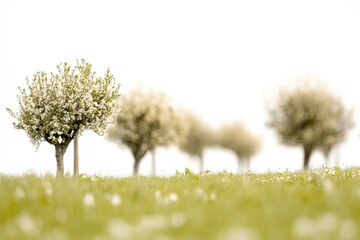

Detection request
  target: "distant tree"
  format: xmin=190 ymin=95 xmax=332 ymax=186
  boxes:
xmin=177 ymin=112 xmax=213 ymax=173
xmin=268 ymin=84 xmax=353 ymax=169
xmin=7 ymin=59 xmax=121 ymax=176
xmin=218 ymin=122 xmax=260 ymax=172
xmin=106 ymin=89 xmax=179 ymax=176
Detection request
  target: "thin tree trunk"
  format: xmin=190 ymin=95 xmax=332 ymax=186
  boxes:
xmin=245 ymin=158 xmax=250 ymax=172
xmin=199 ymin=154 xmax=204 ymax=173
xmin=73 ymin=135 xmax=79 ymax=176
xmin=237 ymin=159 xmax=242 ymax=173
xmin=303 ymin=146 xmax=313 ymax=169
xmin=151 ymin=149 xmax=156 ymax=176
xmin=324 ymin=154 xmax=330 ymax=167
xmin=335 ymin=148 xmax=340 ymax=167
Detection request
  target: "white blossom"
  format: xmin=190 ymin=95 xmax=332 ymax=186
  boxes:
xmin=16 ymin=213 xmax=39 ymax=236
xmin=15 ymin=187 xmax=25 ymax=199
xmin=106 ymin=194 xmax=122 ymax=207
xmin=83 ymin=193 xmax=95 ymax=207
xmin=7 ymin=59 xmax=121 ymax=149
xmin=167 ymin=192 xmax=179 ymax=203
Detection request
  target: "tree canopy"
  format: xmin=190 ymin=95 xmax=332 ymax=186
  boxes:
xmin=268 ymin=84 xmax=353 ymax=168
xmin=177 ymin=112 xmax=214 ymax=172
xmin=106 ymin=89 xmax=180 ymax=175
xmin=217 ymin=122 xmax=260 ymax=171
xmin=7 ymin=59 xmax=121 ymax=175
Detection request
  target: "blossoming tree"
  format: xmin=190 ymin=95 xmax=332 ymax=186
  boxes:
xmin=7 ymin=59 xmax=121 ymax=176
xmin=106 ymin=89 xmax=180 ymax=175
xmin=217 ymin=122 xmax=261 ymax=172
xmin=177 ymin=112 xmax=214 ymax=173
xmin=268 ymin=84 xmax=353 ymax=168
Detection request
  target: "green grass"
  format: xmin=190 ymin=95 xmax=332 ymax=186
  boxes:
xmin=1 ymin=167 xmax=360 ymax=240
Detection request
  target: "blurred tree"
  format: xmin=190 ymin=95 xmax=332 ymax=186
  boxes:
xmin=7 ymin=59 xmax=121 ymax=176
xmin=177 ymin=112 xmax=214 ymax=173
xmin=268 ymin=84 xmax=353 ymax=169
xmin=106 ymin=89 xmax=180 ymax=176
xmin=218 ymin=122 xmax=261 ymax=172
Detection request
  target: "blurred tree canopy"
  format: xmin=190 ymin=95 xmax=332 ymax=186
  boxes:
xmin=106 ymin=89 xmax=180 ymax=175
xmin=268 ymin=84 xmax=353 ymax=169
xmin=217 ymin=122 xmax=261 ymax=171
xmin=7 ymin=59 xmax=121 ymax=176
xmin=177 ymin=112 xmax=214 ymax=173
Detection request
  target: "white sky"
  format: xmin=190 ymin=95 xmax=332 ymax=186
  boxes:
xmin=1 ymin=0 xmax=360 ymax=176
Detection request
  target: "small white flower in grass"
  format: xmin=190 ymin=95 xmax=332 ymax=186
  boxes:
xmin=155 ymin=190 xmax=161 ymax=199
xmin=167 ymin=192 xmax=178 ymax=203
xmin=83 ymin=193 xmax=95 ymax=207
xmin=194 ymin=187 xmax=212 ymax=201
xmin=15 ymin=187 xmax=25 ymax=199
xmin=293 ymin=217 xmax=314 ymax=238
xmin=195 ymin=187 xmax=204 ymax=196
xmin=210 ymin=192 xmax=217 ymax=201
xmin=327 ymin=167 xmax=336 ymax=175
xmin=17 ymin=213 xmax=38 ymax=235
xmin=45 ymin=187 xmax=53 ymax=196
xmin=110 ymin=194 xmax=122 ymax=207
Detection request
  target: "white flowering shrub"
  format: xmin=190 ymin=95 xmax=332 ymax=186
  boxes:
xmin=106 ymin=89 xmax=181 ymax=175
xmin=7 ymin=59 xmax=121 ymax=175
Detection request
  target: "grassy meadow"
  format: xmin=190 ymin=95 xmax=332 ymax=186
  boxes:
xmin=1 ymin=167 xmax=360 ymax=240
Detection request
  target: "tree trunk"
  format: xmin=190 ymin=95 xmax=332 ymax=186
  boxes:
xmin=55 ymin=145 xmax=65 ymax=176
xmin=133 ymin=158 xmax=140 ymax=176
xmin=335 ymin=149 xmax=340 ymax=167
xmin=303 ymin=146 xmax=313 ymax=169
xmin=131 ymin=147 xmax=147 ymax=176
xmin=73 ymin=135 xmax=79 ymax=176
xmin=324 ymin=154 xmax=330 ymax=167
xmin=199 ymin=154 xmax=204 ymax=173
xmin=151 ymin=149 xmax=156 ymax=176
xmin=245 ymin=158 xmax=250 ymax=172
xmin=55 ymin=138 xmax=72 ymax=177
xmin=237 ymin=159 xmax=242 ymax=173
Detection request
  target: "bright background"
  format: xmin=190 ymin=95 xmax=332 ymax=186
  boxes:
xmin=1 ymin=0 xmax=360 ymax=176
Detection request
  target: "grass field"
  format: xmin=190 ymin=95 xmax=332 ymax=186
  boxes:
xmin=1 ymin=167 xmax=360 ymax=240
